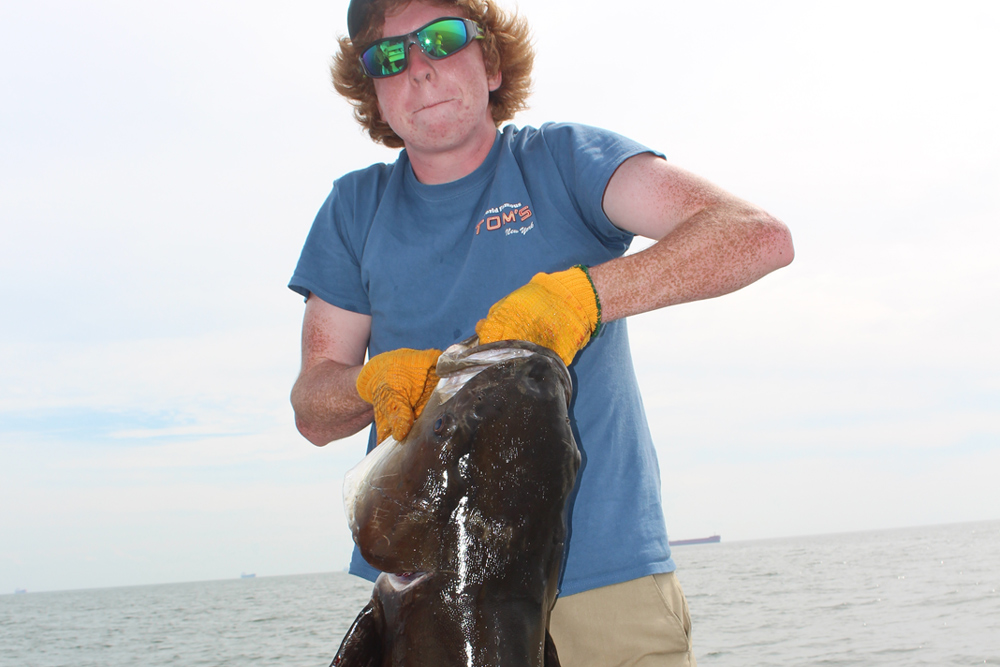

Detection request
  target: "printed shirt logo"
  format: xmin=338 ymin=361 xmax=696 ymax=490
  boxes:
xmin=474 ymin=201 xmax=534 ymax=236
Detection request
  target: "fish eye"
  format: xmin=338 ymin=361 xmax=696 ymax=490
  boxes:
xmin=433 ymin=414 xmax=454 ymax=435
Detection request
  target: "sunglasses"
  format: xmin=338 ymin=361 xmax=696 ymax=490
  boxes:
xmin=358 ymin=17 xmax=484 ymax=79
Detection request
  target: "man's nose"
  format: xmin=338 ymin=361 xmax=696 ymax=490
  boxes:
xmin=407 ymin=43 xmax=435 ymax=81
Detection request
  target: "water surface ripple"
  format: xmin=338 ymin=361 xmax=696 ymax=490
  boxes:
xmin=2 ymin=520 xmax=997 ymax=665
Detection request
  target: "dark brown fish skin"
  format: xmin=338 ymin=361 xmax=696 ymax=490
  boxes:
xmin=332 ymin=341 xmax=580 ymax=667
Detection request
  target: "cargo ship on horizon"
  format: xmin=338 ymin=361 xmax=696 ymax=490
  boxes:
xmin=668 ymin=535 xmax=721 ymax=546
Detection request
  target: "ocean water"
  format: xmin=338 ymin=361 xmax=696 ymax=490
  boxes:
xmin=675 ymin=520 xmax=999 ymax=666
xmin=2 ymin=520 xmax=997 ymax=666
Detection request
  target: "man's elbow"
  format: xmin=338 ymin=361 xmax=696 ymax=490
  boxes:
xmin=295 ymin=415 xmax=334 ymax=447
xmin=761 ymin=213 xmax=794 ymax=271
xmin=289 ymin=385 xmax=332 ymax=446
xmin=293 ymin=409 xmax=372 ymax=447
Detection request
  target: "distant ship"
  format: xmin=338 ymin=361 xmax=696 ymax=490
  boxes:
xmin=14 ymin=588 xmax=27 ymax=594
xmin=240 ymin=572 xmax=256 ymax=579
xmin=669 ymin=535 xmax=721 ymax=546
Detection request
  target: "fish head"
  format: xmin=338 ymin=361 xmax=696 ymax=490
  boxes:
xmin=344 ymin=340 xmax=579 ymax=577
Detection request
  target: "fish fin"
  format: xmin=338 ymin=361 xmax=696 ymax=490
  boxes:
xmin=544 ymin=630 xmax=561 ymax=667
xmin=330 ymin=599 xmax=384 ymax=667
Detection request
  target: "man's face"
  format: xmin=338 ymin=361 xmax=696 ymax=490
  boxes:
xmin=372 ymin=1 xmax=501 ymax=157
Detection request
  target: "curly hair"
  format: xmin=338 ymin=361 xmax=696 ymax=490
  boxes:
xmin=331 ymin=0 xmax=534 ymax=148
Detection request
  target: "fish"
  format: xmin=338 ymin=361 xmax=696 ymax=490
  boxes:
xmin=332 ymin=338 xmax=581 ymax=667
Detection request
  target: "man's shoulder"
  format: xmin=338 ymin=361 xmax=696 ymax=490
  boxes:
xmin=502 ymin=122 xmax=642 ymax=157
xmin=335 ymin=159 xmax=399 ymax=190
xmin=502 ymin=121 xmax=616 ymax=141
xmin=326 ymin=159 xmax=404 ymax=217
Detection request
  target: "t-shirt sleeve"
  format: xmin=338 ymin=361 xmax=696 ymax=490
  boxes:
xmin=536 ymin=122 xmax=665 ymax=248
xmin=288 ymin=179 xmax=372 ymax=315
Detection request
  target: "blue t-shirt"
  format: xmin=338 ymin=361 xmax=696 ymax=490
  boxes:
xmin=289 ymin=122 xmax=675 ymax=596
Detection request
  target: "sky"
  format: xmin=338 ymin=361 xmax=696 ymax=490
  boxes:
xmin=1 ymin=0 xmax=998 ymax=594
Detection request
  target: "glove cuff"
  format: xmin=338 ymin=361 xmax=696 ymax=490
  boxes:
xmin=573 ymin=265 xmax=603 ymax=339
xmin=539 ymin=266 xmax=601 ymax=340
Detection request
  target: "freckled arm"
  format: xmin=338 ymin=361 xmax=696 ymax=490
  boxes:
xmin=591 ymin=153 xmax=794 ymax=322
xmin=290 ymin=295 xmax=374 ymax=446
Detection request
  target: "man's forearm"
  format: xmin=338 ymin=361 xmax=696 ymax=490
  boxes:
xmin=291 ymin=359 xmax=373 ymax=446
xmin=590 ymin=200 xmax=793 ymax=323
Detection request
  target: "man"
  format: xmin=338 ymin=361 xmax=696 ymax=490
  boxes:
xmin=289 ymin=0 xmax=793 ymax=664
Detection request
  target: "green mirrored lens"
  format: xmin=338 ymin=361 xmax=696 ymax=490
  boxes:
xmin=416 ymin=19 xmax=469 ymax=59
xmin=359 ymin=18 xmax=479 ymax=77
xmin=361 ymin=39 xmax=407 ymax=77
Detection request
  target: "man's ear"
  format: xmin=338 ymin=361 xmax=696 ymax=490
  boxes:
xmin=488 ymin=69 xmax=502 ymax=92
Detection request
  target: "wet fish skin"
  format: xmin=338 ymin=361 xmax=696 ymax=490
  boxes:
xmin=333 ymin=341 xmax=580 ymax=667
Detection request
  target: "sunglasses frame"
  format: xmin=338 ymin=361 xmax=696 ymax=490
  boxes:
xmin=358 ymin=17 xmax=484 ymax=79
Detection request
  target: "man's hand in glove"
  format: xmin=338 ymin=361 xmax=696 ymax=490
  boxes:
xmin=475 ymin=266 xmax=601 ymax=366
xmin=356 ymin=347 xmax=441 ymax=444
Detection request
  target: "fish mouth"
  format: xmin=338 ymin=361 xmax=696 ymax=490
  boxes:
xmin=384 ymin=571 xmax=431 ymax=592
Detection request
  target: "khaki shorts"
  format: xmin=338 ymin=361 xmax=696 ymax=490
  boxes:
xmin=548 ymin=572 xmax=697 ymax=667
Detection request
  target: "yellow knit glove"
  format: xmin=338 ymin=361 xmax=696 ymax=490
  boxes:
xmin=356 ymin=348 xmax=441 ymax=444
xmin=475 ymin=266 xmax=602 ymax=366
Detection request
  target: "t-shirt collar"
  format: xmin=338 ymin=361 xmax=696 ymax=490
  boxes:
xmin=401 ymin=131 xmax=503 ymax=201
